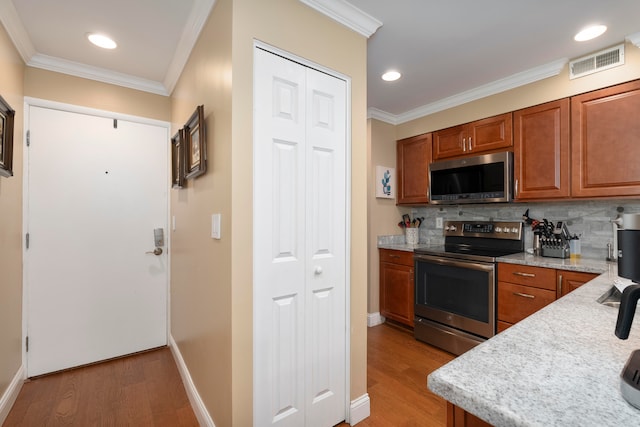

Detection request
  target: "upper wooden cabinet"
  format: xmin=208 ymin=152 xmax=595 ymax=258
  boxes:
xmin=513 ymin=99 xmax=570 ymax=200
xmin=432 ymin=113 xmax=513 ymax=160
xmin=571 ymin=80 xmax=640 ymax=198
xmin=396 ymin=133 xmax=432 ymax=205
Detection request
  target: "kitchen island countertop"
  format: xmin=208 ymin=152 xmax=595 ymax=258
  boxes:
xmin=427 ymin=264 xmax=640 ymax=426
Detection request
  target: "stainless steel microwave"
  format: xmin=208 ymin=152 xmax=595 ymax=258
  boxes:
xmin=428 ymin=151 xmax=513 ymax=204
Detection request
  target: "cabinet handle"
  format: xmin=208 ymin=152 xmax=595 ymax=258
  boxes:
xmin=557 ymin=274 xmax=563 ymax=296
xmin=468 ymin=137 xmax=472 ymax=151
xmin=513 ymin=292 xmax=535 ymax=299
xmin=389 ymin=255 xmax=401 ymax=259
xmin=515 ymin=179 xmax=519 ymax=197
xmin=513 ymin=271 xmax=535 ymax=277
xmin=462 ymin=137 xmax=467 ymax=152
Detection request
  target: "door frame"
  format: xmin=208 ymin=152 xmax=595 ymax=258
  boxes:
xmin=252 ymin=40 xmax=353 ymax=422
xmin=21 ymin=97 xmax=172 ymax=373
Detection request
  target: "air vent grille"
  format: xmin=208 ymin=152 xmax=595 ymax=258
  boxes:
xmin=569 ymin=44 xmax=625 ymax=79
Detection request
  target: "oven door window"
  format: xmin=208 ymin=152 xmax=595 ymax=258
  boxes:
xmin=415 ymin=260 xmax=492 ymax=323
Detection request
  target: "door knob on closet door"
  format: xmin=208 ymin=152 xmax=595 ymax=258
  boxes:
xmin=314 ymin=266 xmax=323 ymax=275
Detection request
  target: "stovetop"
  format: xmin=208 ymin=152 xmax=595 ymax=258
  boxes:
xmin=414 ymin=220 xmax=525 ymax=262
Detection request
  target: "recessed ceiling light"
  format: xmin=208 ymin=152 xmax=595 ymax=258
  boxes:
xmin=574 ymin=25 xmax=607 ymax=42
xmin=87 ymin=33 xmax=117 ymax=49
xmin=382 ymin=71 xmax=401 ymax=81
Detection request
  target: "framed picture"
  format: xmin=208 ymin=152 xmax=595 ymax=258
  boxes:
xmin=0 ymin=95 xmax=15 ymax=178
xmin=375 ymin=165 xmax=395 ymax=199
xmin=171 ymin=128 xmax=185 ymax=188
xmin=184 ymin=104 xmax=206 ymax=180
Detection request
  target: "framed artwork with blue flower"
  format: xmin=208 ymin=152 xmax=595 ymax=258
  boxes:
xmin=375 ymin=166 xmax=395 ymax=199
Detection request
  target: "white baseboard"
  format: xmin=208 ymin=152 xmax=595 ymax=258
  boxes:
xmin=349 ymin=393 xmax=371 ymax=425
xmin=367 ymin=312 xmax=385 ymax=327
xmin=169 ymin=335 xmax=216 ymax=427
xmin=0 ymin=365 xmax=24 ymax=425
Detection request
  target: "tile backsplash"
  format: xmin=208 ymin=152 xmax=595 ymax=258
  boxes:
xmin=408 ymin=200 xmax=640 ymax=260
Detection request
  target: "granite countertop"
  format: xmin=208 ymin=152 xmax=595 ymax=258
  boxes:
xmin=427 ymin=265 xmax=640 ymax=426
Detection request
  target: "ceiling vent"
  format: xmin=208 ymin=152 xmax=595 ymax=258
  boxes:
xmin=569 ymin=44 xmax=625 ymax=79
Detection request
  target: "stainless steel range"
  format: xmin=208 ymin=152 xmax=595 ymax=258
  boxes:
xmin=413 ymin=220 xmax=524 ymax=355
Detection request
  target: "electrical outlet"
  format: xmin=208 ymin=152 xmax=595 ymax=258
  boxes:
xmin=436 ymin=217 xmax=443 ymax=229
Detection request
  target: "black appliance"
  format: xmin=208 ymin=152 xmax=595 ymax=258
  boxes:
xmin=413 ymin=220 xmax=524 ymax=355
xmin=428 ymin=151 xmax=513 ymax=204
xmin=615 ymin=213 xmax=640 ymax=409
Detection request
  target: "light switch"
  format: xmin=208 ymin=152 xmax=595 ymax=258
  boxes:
xmin=436 ymin=217 xmax=443 ymax=229
xmin=211 ymin=214 xmax=221 ymax=239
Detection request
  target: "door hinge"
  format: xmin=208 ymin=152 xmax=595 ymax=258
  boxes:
xmin=26 ymin=233 xmax=30 ymax=249
xmin=26 ymin=130 xmax=30 ymax=147
xmin=26 ymin=336 xmax=29 ymax=352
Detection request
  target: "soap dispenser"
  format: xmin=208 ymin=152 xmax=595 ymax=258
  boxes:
xmin=615 ymin=284 xmax=640 ymax=409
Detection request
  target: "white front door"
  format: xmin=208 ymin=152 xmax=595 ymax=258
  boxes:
xmin=253 ymin=47 xmax=348 ymax=426
xmin=25 ymin=104 xmax=169 ymax=377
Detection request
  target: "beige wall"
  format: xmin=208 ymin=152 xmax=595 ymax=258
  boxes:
xmin=24 ymin=68 xmax=171 ymax=122
xmin=367 ymin=119 xmax=408 ymax=315
xmin=169 ymin=0 xmax=368 ymax=425
xmin=169 ymin=0 xmax=233 ymax=425
xmin=0 ymin=20 xmax=24 ymax=407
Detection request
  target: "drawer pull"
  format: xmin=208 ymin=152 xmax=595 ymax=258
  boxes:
xmin=513 ymin=272 xmax=535 ymax=277
xmin=513 ymin=292 xmax=535 ymax=299
xmin=389 ymin=255 xmax=401 ymax=259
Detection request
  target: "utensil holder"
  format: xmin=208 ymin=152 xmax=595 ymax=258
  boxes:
xmin=405 ymin=228 xmax=419 ymax=245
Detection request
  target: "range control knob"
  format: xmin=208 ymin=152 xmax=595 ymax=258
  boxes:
xmin=511 ymin=227 xmax=519 ymax=233
xmin=447 ymin=225 xmax=457 ymax=232
xmin=495 ymin=227 xmax=503 ymax=233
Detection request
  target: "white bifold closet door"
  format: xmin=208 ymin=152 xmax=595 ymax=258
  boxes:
xmin=253 ymin=47 xmax=348 ymax=427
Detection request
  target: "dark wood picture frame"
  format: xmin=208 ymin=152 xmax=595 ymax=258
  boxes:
xmin=184 ymin=105 xmax=206 ymax=180
xmin=0 ymin=95 xmax=15 ymax=178
xmin=171 ymin=128 xmax=185 ymax=188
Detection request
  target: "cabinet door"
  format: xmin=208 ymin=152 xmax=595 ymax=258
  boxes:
xmin=397 ymin=133 xmax=432 ymax=204
xmin=571 ymin=79 xmax=640 ymax=197
xmin=468 ymin=113 xmax=513 ymax=154
xmin=380 ymin=261 xmax=414 ymax=327
xmin=432 ymin=125 xmax=466 ymax=160
xmin=497 ymin=281 xmax=556 ymax=324
xmin=514 ymin=99 xmax=570 ymax=200
xmin=557 ymin=270 xmax=598 ymax=298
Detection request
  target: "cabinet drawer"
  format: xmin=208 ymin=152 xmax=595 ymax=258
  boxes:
xmin=498 ymin=281 xmax=556 ymax=324
xmin=379 ymin=249 xmax=414 ymax=266
xmin=498 ymin=263 xmax=556 ymax=290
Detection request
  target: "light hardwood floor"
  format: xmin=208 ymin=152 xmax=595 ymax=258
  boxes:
xmin=3 ymin=347 xmax=198 ymax=427
xmin=341 ymin=322 xmax=455 ymax=427
xmin=3 ymin=322 xmax=454 ymax=426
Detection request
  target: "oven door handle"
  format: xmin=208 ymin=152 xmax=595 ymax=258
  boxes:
xmin=414 ymin=254 xmax=494 ymax=272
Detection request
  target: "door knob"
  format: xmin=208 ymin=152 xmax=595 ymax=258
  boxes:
xmin=314 ymin=266 xmax=323 ymax=275
xmin=146 ymin=247 xmax=163 ymax=255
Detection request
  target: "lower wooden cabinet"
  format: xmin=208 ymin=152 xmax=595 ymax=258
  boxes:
xmin=557 ymin=269 xmax=598 ymax=298
xmin=447 ymin=403 xmax=492 ymax=427
xmin=379 ymin=249 xmax=414 ymax=327
xmin=497 ymin=263 xmax=598 ymax=331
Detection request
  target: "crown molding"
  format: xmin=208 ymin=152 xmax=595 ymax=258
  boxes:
xmin=626 ymin=31 xmax=640 ymax=48
xmin=299 ymin=0 xmax=382 ymax=38
xmin=391 ymin=58 xmax=568 ymax=124
xmin=163 ymin=0 xmax=216 ymax=94
xmin=0 ymin=0 xmax=36 ymax=62
xmin=0 ymin=0 xmax=216 ymax=96
xmin=367 ymin=107 xmax=398 ymax=125
xmin=28 ymin=53 xmax=169 ymax=96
